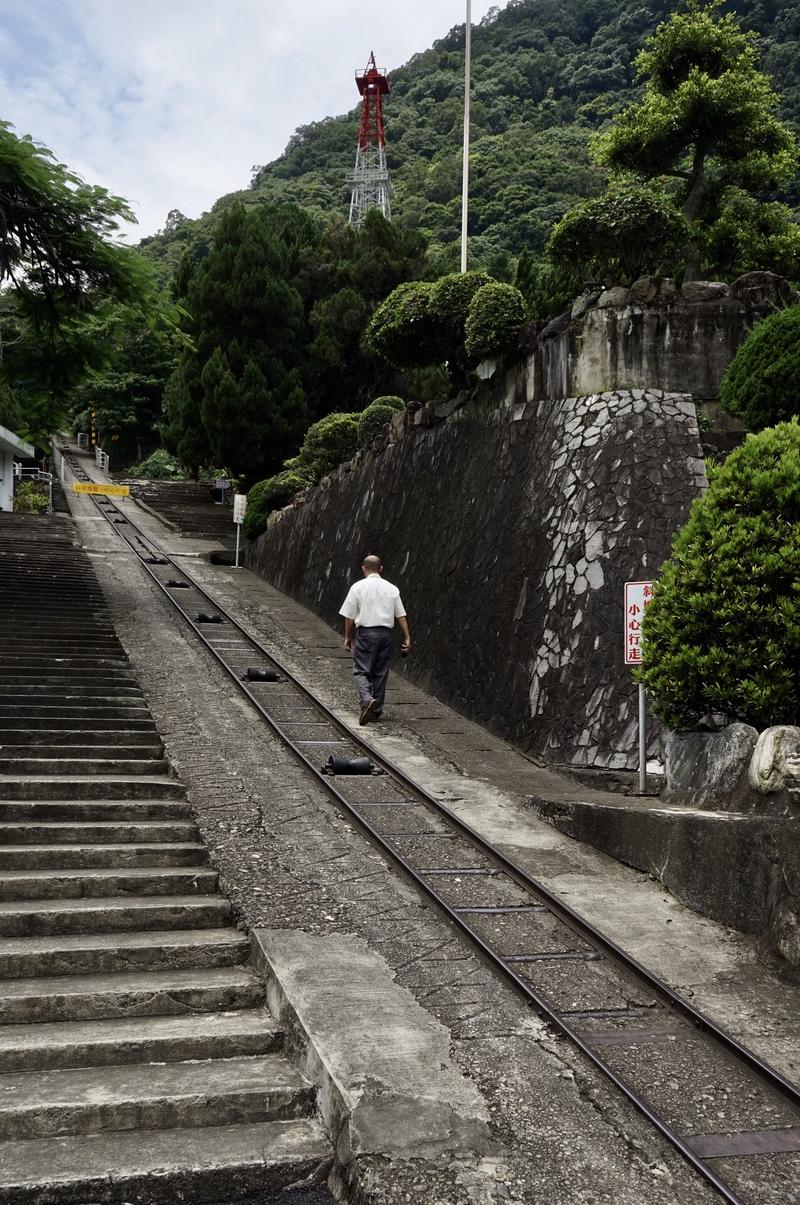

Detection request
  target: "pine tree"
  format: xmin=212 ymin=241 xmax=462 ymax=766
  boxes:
xmin=175 ymin=202 xmax=308 ymax=484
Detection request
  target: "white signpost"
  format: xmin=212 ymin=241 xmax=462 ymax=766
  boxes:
xmin=233 ymin=493 xmax=247 ymax=569
xmin=624 ymin=581 xmax=654 ymax=794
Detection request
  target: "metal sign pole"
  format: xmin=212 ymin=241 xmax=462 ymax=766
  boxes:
xmin=638 ymin=682 xmax=647 ymax=795
xmin=232 ymin=493 xmax=246 ymax=570
xmin=624 ymin=580 xmax=654 ymax=796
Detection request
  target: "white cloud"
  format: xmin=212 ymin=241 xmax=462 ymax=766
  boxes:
xmin=0 ymin=1 xmax=509 ymax=239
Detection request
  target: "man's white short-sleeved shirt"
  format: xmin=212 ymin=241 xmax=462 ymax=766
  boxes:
xmin=339 ymin=575 xmax=406 ymax=628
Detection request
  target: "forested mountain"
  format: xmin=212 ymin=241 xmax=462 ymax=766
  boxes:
xmin=140 ymin=0 xmax=800 ymax=276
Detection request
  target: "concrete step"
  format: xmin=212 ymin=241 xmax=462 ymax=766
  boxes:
xmin=0 ymin=731 xmax=162 ymax=747
xmin=0 ymin=800 xmax=192 ymax=821
xmin=0 ymin=894 xmax=231 ymax=937
xmin=0 ymin=776 xmax=187 ymax=800
xmin=0 ymin=744 xmax=165 ymax=759
xmin=0 ymin=966 xmax=262 ymax=1025
xmin=0 ymin=1007 xmax=280 ymax=1071
xmin=0 ymin=671 xmax=137 ymax=685
xmin=0 ymin=866 xmax=218 ymax=901
xmin=0 ymin=1115 xmax=330 ymax=1204
xmin=0 ymin=820 xmax=197 ymax=844
xmin=0 ymin=927 xmax=248 ymax=979
xmin=0 ymin=716 xmax=158 ymax=732
xmin=0 ymin=1053 xmax=312 ymax=1139
xmin=0 ymin=653 xmax=128 ymax=665
xmin=2 ymin=686 xmax=146 ymax=700
xmin=0 ymin=757 xmax=171 ymax=776
xmin=0 ymin=842 xmax=208 ymax=870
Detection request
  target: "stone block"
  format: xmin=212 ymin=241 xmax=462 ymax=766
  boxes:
xmin=629 ymin=276 xmax=678 ymax=305
xmin=571 ymin=291 xmax=601 ymax=320
xmin=664 ymin=723 xmax=758 ymax=808
xmin=597 ymin=287 xmax=630 ymax=309
xmin=539 ymin=312 xmax=571 ymax=340
xmin=729 ymin=270 xmax=797 ymax=310
xmin=680 ymin=280 xmax=728 ymax=303
xmin=749 ymin=726 xmax=800 ymax=794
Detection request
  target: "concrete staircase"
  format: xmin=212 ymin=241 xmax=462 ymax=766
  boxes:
xmin=121 ymin=480 xmax=236 ymax=541
xmin=0 ymin=515 xmax=330 ymax=1203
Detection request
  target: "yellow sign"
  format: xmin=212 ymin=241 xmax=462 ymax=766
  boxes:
xmin=71 ymin=483 xmax=130 ymax=497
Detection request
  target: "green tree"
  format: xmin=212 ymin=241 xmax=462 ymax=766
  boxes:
xmin=596 ymin=1 xmax=799 ymax=279
xmin=161 ymin=366 xmax=214 ymax=479
xmin=720 ymin=306 xmax=800 ymax=431
xmin=0 ymin=121 xmax=165 ymax=437
xmin=69 ymin=308 xmax=181 ymax=466
xmin=465 ymin=282 xmax=527 ymax=360
xmin=638 ymin=421 xmax=800 ymax=729
xmin=365 ymin=281 xmax=440 ymax=369
xmin=548 ymin=185 xmax=689 ymax=284
xmin=428 ymin=270 xmax=492 ymax=385
xmin=171 ymin=202 xmax=308 ymax=484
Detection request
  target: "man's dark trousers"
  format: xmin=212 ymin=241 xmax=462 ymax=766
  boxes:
xmin=353 ymin=625 xmax=393 ymax=713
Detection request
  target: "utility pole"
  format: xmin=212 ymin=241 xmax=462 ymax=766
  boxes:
xmin=460 ymin=0 xmax=472 ymax=272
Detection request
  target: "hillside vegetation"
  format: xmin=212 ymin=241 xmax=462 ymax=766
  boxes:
xmin=141 ymin=0 xmax=800 ymax=277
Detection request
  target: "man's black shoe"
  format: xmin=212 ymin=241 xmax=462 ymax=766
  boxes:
xmin=359 ymin=698 xmax=376 ymax=726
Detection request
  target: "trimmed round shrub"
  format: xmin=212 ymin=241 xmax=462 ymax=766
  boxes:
xmin=638 ymin=421 xmax=800 ymax=730
xmin=465 ymin=282 xmax=526 ymax=361
xmin=357 ymin=403 xmax=398 ymax=449
xmin=368 ymin=395 xmax=404 ymax=412
xmin=720 ymin=305 xmax=800 ymax=431
xmin=428 ymin=270 xmax=491 ymax=334
xmin=548 ymin=185 xmax=689 ymax=284
xmin=365 ymin=281 xmax=439 ymax=368
xmin=297 ymin=412 xmax=360 ymax=481
xmin=243 ymin=470 xmax=308 ymax=540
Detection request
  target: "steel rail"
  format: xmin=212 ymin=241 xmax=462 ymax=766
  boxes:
xmin=60 ymin=445 xmax=800 ymax=1205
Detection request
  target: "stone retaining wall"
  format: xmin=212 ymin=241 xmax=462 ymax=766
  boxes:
xmin=247 ymin=388 xmax=706 ymax=768
xmin=527 ymin=271 xmax=796 ymax=403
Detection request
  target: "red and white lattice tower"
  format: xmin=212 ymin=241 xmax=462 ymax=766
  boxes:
xmin=347 ymin=51 xmax=393 ymax=226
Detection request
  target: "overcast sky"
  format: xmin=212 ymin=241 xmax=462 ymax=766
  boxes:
xmin=1 ymin=1 xmax=508 ymax=240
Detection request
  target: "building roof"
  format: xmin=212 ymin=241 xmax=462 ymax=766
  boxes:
xmin=0 ymin=423 xmax=34 ymax=459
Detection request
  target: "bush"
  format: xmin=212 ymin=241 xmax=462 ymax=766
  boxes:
xmin=638 ymin=421 xmax=800 ymax=730
xmin=358 ymin=403 xmax=398 ymax=448
xmin=127 ymin=448 xmax=184 ymax=480
xmin=719 ymin=305 xmax=800 ymax=431
xmin=297 ymin=412 xmax=360 ymax=481
xmin=428 ymin=270 xmax=491 ymax=335
xmin=465 ymin=282 xmax=527 ymax=361
xmin=13 ymin=480 xmax=48 ymax=514
xmin=368 ymin=395 xmax=404 ymax=412
xmin=243 ymin=470 xmax=309 ymax=540
xmin=548 ymin=186 xmax=689 ymax=285
xmin=365 ymin=281 xmax=439 ymax=368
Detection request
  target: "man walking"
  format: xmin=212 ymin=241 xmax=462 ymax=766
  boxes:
xmin=339 ymin=555 xmax=411 ymax=725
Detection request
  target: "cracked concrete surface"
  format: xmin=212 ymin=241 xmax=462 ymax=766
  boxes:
xmin=64 ymin=476 xmax=800 ymax=1203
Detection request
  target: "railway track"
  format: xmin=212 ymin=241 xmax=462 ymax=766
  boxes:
xmin=61 ymin=444 xmax=800 ymax=1205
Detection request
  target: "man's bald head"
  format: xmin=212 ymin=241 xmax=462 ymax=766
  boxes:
xmin=362 ymin=555 xmax=382 ymax=574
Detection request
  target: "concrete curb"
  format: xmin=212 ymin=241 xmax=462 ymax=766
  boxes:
xmin=250 ymin=928 xmax=495 ymax=1176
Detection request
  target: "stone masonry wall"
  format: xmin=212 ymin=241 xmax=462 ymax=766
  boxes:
xmin=247 ymin=388 xmax=706 ymax=769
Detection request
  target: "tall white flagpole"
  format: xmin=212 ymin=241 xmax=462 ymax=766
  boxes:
xmin=460 ymin=0 xmax=471 ymax=273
